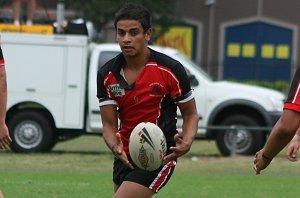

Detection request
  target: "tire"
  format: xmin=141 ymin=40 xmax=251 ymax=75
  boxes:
xmin=8 ymin=110 xmax=54 ymax=152
xmin=215 ymin=115 xmax=264 ymax=156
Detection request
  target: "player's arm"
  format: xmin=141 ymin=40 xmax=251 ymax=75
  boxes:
xmin=287 ymin=127 xmax=300 ymax=161
xmin=100 ymin=104 xmax=118 ymax=150
xmin=254 ymin=109 xmax=300 ymax=174
xmin=0 ymin=66 xmax=11 ymax=149
xmin=100 ymin=105 xmax=133 ymax=169
xmin=178 ymin=98 xmax=198 ymax=148
xmin=163 ymin=98 xmax=198 ymax=164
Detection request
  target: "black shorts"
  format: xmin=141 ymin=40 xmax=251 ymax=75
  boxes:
xmin=113 ymin=156 xmax=176 ymax=193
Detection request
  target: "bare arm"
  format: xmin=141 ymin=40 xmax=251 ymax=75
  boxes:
xmin=0 ymin=66 xmax=11 ymax=149
xmin=163 ymin=98 xmax=198 ymax=164
xmin=254 ymin=109 xmax=300 ymax=174
xmin=100 ymin=105 xmax=133 ymax=169
xmin=100 ymin=105 xmax=119 ymax=149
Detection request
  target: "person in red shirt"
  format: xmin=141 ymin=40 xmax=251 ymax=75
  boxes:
xmin=0 ymin=47 xmax=12 ymax=149
xmin=0 ymin=47 xmax=11 ymax=198
xmin=254 ymin=66 xmax=300 ymax=174
xmin=97 ymin=3 xmax=198 ymax=197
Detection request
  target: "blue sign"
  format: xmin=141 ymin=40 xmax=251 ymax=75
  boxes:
xmin=224 ymin=21 xmax=292 ymax=81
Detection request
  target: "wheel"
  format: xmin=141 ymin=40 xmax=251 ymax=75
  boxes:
xmin=7 ymin=110 xmax=54 ymax=152
xmin=215 ymin=115 xmax=264 ymax=156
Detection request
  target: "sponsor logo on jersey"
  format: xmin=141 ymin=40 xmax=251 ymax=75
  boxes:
xmin=109 ymin=84 xmax=125 ymax=96
xmin=149 ymin=83 xmax=164 ymax=97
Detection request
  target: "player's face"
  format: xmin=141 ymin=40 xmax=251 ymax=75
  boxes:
xmin=116 ymin=19 xmax=151 ymax=57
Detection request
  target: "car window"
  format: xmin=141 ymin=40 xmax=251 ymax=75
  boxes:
xmin=184 ymin=67 xmax=199 ymax=87
xmin=98 ymin=51 xmax=120 ymax=70
xmin=174 ymin=52 xmax=212 ymax=81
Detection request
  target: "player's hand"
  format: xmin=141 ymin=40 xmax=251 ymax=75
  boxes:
xmin=163 ymin=134 xmax=191 ymax=164
xmin=253 ymin=149 xmax=272 ymax=175
xmin=287 ymin=139 xmax=299 ymax=162
xmin=112 ymin=133 xmax=134 ymax=169
xmin=0 ymin=124 xmax=12 ymax=150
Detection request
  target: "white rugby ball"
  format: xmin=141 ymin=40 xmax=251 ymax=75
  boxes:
xmin=129 ymin=122 xmax=167 ymax=171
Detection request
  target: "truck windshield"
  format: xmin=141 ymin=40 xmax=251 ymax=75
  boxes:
xmin=174 ymin=52 xmax=213 ymax=81
xmin=98 ymin=51 xmax=120 ymax=70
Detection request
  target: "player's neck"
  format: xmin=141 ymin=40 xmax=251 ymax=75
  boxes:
xmin=124 ymin=48 xmax=150 ymax=70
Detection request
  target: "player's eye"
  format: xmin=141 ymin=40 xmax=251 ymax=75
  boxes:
xmin=117 ymin=30 xmax=126 ymax=37
xmin=130 ymin=29 xmax=140 ymax=36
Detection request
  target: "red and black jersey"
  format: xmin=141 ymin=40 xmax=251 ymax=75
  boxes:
xmin=284 ymin=66 xmax=300 ymax=112
xmin=97 ymin=48 xmax=194 ymax=154
xmin=0 ymin=47 xmax=5 ymax=66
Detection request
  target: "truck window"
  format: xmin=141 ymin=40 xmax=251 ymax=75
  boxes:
xmin=184 ymin=67 xmax=199 ymax=87
xmin=98 ymin=51 xmax=120 ymax=70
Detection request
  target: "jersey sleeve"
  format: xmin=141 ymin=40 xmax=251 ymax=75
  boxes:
xmin=284 ymin=66 xmax=300 ymax=112
xmin=0 ymin=47 xmax=5 ymax=66
xmin=96 ymin=68 xmax=117 ymax=107
xmin=169 ymin=62 xmax=193 ymax=104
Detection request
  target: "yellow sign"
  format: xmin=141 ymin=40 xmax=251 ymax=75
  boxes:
xmin=0 ymin=24 xmax=53 ymax=34
xmin=276 ymin=45 xmax=289 ymax=59
xmin=227 ymin=43 xmax=240 ymax=57
xmin=242 ymin=43 xmax=256 ymax=58
xmin=155 ymin=26 xmax=193 ymax=59
xmin=261 ymin=44 xmax=274 ymax=59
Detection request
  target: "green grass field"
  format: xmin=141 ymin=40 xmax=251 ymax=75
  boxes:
xmin=1 ymin=136 xmax=300 ymax=198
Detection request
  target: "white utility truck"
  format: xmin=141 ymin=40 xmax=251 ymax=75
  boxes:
xmin=1 ymin=32 xmax=285 ymax=155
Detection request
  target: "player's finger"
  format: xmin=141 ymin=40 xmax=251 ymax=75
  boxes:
xmin=292 ymin=149 xmax=298 ymax=158
xmin=6 ymin=135 xmax=12 ymax=144
xmin=174 ymin=134 xmax=182 ymax=143
xmin=253 ymin=164 xmax=260 ymax=175
xmin=169 ymin=146 xmax=178 ymax=151
xmin=0 ymin=142 xmax=5 ymax=150
xmin=115 ymin=133 xmax=123 ymax=154
xmin=3 ymin=137 xmax=11 ymax=147
xmin=119 ymin=154 xmax=134 ymax=169
xmin=288 ymin=157 xmax=297 ymax=162
xmin=287 ymin=148 xmax=293 ymax=156
xmin=253 ymin=164 xmax=257 ymax=172
xmin=163 ymin=153 xmax=177 ymax=164
xmin=2 ymin=144 xmax=8 ymax=150
xmin=287 ymin=153 xmax=298 ymax=161
xmin=126 ymin=161 xmax=134 ymax=170
xmin=116 ymin=133 xmax=121 ymax=143
xmin=287 ymin=146 xmax=297 ymax=161
xmin=253 ymin=156 xmax=257 ymax=164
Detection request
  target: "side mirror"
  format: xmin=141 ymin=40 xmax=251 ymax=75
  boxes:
xmin=189 ymin=74 xmax=199 ymax=87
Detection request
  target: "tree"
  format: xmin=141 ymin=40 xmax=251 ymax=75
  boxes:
xmin=70 ymin=0 xmax=181 ymax=41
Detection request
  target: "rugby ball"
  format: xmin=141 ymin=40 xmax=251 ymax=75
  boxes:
xmin=129 ymin=122 xmax=167 ymax=171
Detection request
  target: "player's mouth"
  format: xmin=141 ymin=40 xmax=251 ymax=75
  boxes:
xmin=122 ymin=46 xmax=134 ymax=53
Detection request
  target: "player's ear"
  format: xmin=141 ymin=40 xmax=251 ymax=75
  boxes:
xmin=145 ymin=28 xmax=152 ymax=42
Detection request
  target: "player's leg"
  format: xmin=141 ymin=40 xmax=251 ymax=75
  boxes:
xmin=0 ymin=191 xmax=5 ymax=198
xmin=114 ymin=181 xmax=154 ymax=198
xmin=113 ymin=156 xmax=176 ymax=197
xmin=26 ymin=0 xmax=35 ymax=25
xmin=12 ymin=0 xmax=21 ymax=25
xmin=114 ymin=183 xmax=119 ymax=192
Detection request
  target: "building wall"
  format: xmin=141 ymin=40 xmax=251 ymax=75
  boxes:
xmin=175 ymin=0 xmax=299 ymax=80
